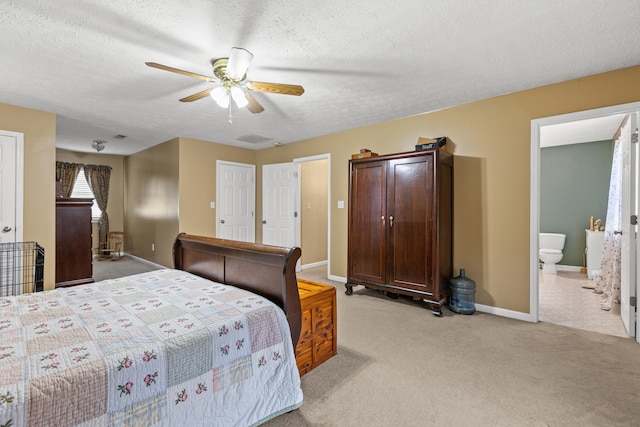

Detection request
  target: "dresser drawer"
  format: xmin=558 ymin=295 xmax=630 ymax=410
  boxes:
xmin=295 ymin=280 xmax=337 ymax=376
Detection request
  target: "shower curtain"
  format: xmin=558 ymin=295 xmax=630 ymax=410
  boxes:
xmin=594 ymin=119 xmax=627 ymax=310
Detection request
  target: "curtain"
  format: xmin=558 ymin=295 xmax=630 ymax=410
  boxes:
xmin=594 ymin=120 xmax=626 ymax=310
xmin=84 ymin=164 xmax=112 ymax=245
xmin=55 ymin=161 xmax=81 ymax=198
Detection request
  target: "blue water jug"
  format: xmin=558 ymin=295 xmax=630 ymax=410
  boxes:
xmin=449 ymin=268 xmax=476 ymax=314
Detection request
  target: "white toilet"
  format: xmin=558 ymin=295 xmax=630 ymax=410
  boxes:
xmin=539 ymin=233 xmax=566 ymax=274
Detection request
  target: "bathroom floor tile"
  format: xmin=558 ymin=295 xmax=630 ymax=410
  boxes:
xmin=539 ymin=270 xmax=628 ymax=338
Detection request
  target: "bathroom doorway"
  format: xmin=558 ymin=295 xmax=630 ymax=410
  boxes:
xmin=531 ymin=102 xmax=640 ymax=341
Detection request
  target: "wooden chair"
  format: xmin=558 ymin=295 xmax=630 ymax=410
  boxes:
xmin=95 ymin=231 xmax=124 ymax=261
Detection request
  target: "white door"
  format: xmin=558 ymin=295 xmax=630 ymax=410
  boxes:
xmin=0 ymin=131 xmax=22 ymax=244
xmin=262 ymin=162 xmax=296 ymax=247
xmin=620 ymin=113 xmax=637 ymax=337
xmin=216 ymin=161 xmax=255 ymax=242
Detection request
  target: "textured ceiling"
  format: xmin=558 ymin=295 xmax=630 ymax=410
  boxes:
xmin=1 ymin=0 xmax=639 ymax=155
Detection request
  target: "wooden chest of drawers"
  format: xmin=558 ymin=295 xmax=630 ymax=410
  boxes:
xmin=295 ymin=279 xmax=337 ymax=376
xmin=56 ymin=198 xmax=94 ymax=288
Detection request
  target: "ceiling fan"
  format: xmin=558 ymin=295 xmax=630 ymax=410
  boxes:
xmin=146 ymin=47 xmax=304 ymax=119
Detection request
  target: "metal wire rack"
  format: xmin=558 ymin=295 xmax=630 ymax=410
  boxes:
xmin=0 ymin=241 xmax=45 ymax=296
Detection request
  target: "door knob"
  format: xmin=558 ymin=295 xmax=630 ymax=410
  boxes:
xmin=614 ymin=230 xmax=622 ymax=235
xmin=389 ymin=216 xmax=394 ymax=227
xmin=262 ymin=220 xmax=267 ymax=224
xmin=2 ymin=226 xmax=11 ymax=233
xmin=220 ymin=219 xmax=225 ymax=224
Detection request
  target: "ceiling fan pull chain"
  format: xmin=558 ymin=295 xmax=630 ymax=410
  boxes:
xmin=227 ymin=101 xmax=233 ymax=124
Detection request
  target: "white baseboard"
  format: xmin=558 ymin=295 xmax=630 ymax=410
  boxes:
xmin=333 ymin=283 xmax=534 ymax=322
xmin=475 ymin=303 xmax=535 ymax=322
xmin=98 ymin=254 xmax=538 ymax=323
xmin=556 ymin=264 xmax=583 ymax=272
xmin=122 ymin=253 xmax=166 ymax=270
xmin=327 ymin=274 xmax=535 ymax=322
xmin=300 ymin=260 xmax=328 ymax=270
xmin=328 ymin=274 xmax=346 ymax=283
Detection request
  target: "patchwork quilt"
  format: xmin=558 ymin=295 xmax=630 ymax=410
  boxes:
xmin=0 ymin=269 xmax=303 ymax=426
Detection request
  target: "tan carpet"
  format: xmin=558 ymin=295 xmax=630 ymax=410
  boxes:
xmin=263 ymin=267 xmax=640 ymax=427
xmin=94 ymin=260 xmax=640 ymax=426
xmin=92 ymin=254 xmax=161 ymax=282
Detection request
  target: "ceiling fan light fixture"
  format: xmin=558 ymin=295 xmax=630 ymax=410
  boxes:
xmin=210 ymin=86 xmax=229 ymax=108
xmin=230 ymin=86 xmax=248 ymax=108
xmin=91 ymin=140 xmax=106 ymax=152
xmin=226 ymin=47 xmax=254 ymax=80
xmin=146 ymin=46 xmax=303 ymax=117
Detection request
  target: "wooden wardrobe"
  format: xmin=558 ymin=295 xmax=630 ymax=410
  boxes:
xmin=345 ymin=148 xmax=453 ymax=315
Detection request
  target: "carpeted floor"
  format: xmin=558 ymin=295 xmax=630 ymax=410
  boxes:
xmin=92 ymin=255 xmax=161 ymax=282
xmin=95 ymin=259 xmax=640 ymax=426
xmin=266 ymin=266 xmax=640 ymax=427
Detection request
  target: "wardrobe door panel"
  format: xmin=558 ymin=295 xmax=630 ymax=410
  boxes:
xmin=387 ymin=155 xmax=434 ymax=292
xmin=348 ymin=161 xmax=387 ymax=285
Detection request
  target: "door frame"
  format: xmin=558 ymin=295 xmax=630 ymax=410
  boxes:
xmin=620 ymin=113 xmax=637 ymax=336
xmin=215 ymin=160 xmax=256 ymax=242
xmin=293 ymin=153 xmax=331 ymax=276
xmin=530 ymin=102 xmax=640 ymax=341
xmin=0 ymin=130 xmax=24 ymax=243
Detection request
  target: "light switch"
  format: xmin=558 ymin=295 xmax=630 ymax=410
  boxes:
xmin=210 ymin=201 xmax=215 ymax=209
xmin=337 ymin=200 xmax=345 ymax=209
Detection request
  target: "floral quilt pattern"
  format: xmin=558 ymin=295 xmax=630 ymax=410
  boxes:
xmin=0 ymin=269 xmax=302 ymax=427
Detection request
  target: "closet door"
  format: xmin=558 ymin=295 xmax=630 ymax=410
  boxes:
xmin=386 ymin=153 xmax=434 ymax=293
xmin=348 ymin=159 xmax=387 ymax=285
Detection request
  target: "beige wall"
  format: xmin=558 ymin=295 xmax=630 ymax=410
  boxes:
xmin=124 ymin=139 xmax=180 ymax=267
xmin=7 ymin=65 xmax=640 ymax=311
xmin=124 ymin=137 xmax=256 ymax=267
xmin=300 ymin=159 xmax=328 ymax=265
xmin=55 ymin=149 xmax=125 ymax=251
xmin=0 ymin=103 xmax=56 ymax=290
xmin=254 ymin=65 xmax=640 ymax=314
xmin=178 ymin=137 xmax=256 ymax=238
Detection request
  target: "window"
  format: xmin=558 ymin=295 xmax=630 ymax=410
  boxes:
xmin=70 ymin=167 xmax=102 ymax=221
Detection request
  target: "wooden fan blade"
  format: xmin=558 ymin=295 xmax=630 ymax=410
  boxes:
xmin=244 ymin=91 xmax=264 ymax=114
xmin=179 ymin=88 xmax=212 ymax=102
xmin=145 ymin=62 xmax=215 ymax=82
xmin=246 ymin=81 xmax=304 ymax=96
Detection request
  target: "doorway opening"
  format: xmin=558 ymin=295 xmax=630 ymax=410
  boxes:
xmin=294 ymin=154 xmax=331 ymax=278
xmin=531 ymin=102 xmax=639 ymax=341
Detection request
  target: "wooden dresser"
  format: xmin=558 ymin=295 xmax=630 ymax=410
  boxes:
xmin=295 ymin=279 xmax=337 ymax=376
xmin=55 ymin=198 xmax=94 ymax=287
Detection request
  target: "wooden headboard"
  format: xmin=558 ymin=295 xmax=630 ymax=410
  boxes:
xmin=173 ymin=233 xmax=302 ymax=347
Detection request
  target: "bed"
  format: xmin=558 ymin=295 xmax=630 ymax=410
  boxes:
xmin=0 ymin=233 xmax=303 ymax=427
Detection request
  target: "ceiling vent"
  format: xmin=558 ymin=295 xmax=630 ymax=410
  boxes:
xmin=113 ymin=134 xmax=127 ymax=139
xmin=236 ymin=134 xmax=273 ymax=144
